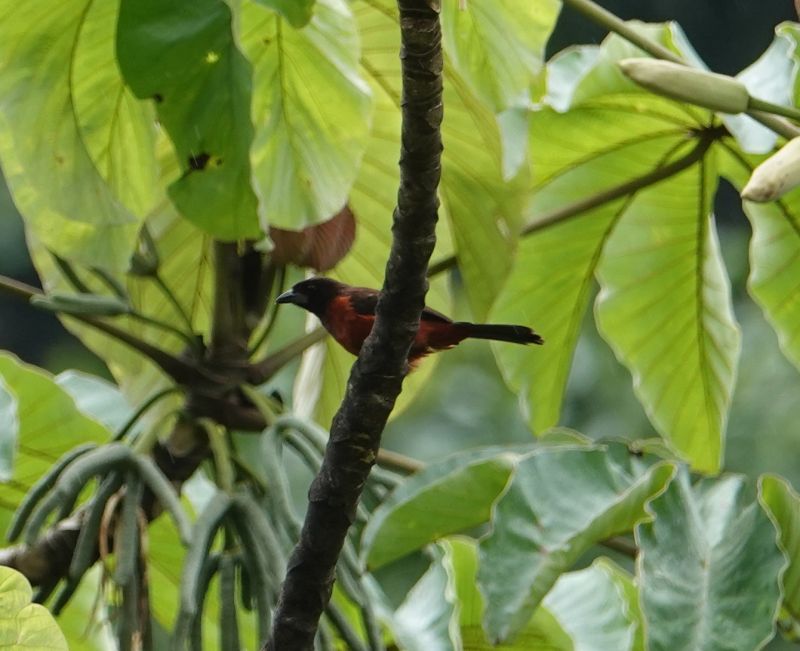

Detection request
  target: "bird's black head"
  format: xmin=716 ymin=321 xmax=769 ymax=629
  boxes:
xmin=275 ymin=277 xmax=344 ymax=317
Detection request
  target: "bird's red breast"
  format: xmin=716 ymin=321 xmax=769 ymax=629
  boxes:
xmin=321 ymin=291 xmax=467 ymax=364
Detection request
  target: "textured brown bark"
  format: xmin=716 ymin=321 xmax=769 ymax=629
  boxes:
xmin=264 ymin=1 xmax=444 ymax=649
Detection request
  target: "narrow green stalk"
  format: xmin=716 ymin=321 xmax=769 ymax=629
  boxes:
xmin=248 ymin=328 xmax=328 ymax=384
xmin=153 ymin=274 xmax=196 ymax=338
xmin=0 ymin=274 xmax=201 ymax=384
xmin=249 ymin=266 xmax=287 ymax=355
xmin=51 ymin=254 xmax=91 ymax=293
xmin=114 ymin=387 xmax=182 ymax=441
xmin=563 ymin=0 xmax=682 ymax=63
xmin=129 ymin=310 xmax=199 ymax=351
xmin=562 ymin=0 xmax=800 ymax=139
xmin=748 ymin=97 xmax=800 ymax=124
xmin=203 ymin=419 xmax=236 ymax=493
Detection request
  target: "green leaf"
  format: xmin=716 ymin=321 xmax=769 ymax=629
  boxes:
xmin=29 ymin=197 xmax=211 ymax=413
xmin=449 ymin=537 xmax=573 ymax=651
xmin=440 ymin=0 xmax=560 ymax=113
xmin=544 ymin=559 xmax=641 ymax=651
xmin=0 ymin=382 xmax=16 ymax=482
xmin=637 ymin=470 xmax=784 ymax=651
xmin=392 ymin=544 xmax=461 ymax=650
xmin=0 ymin=0 xmax=153 ymax=270
xmin=55 ymin=371 xmax=133 ymax=433
xmin=478 ymin=447 xmax=675 ymax=643
xmin=493 ymin=26 xmax=739 ymax=457
xmin=595 ymin=148 xmax=739 ymax=474
xmin=725 ymin=23 xmax=800 ymax=154
xmin=55 ymin=567 xmax=116 ymax=651
xmin=118 ymin=0 xmax=260 ymax=239
xmin=362 ymin=447 xmax=522 ymax=569
xmin=0 ymin=567 xmax=68 ymax=650
xmin=254 ymin=0 xmax=316 ymax=27
xmin=718 ymin=146 xmax=800 ymax=373
xmin=0 ymin=354 xmax=110 ymax=527
xmin=240 ymin=0 xmax=372 ymax=231
xmin=355 ymin=0 xmax=529 ymax=319
xmin=759 ymin=474 xmax=800 ymax=620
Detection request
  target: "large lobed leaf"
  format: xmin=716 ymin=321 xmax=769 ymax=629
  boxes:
xmin=117 ymin=0 xmax=261 ymax=240
xmin=478 ymin=447 xmax=674 ymax=642
xmin=353 ymin=0 xmax=537 ymax=319
xmin=0 ymin=0 xmax=154 ymax=271
xmin=0 ymin=567 xmax=67 ymax=650
xmin=440 ymin=0 xmax=560 ymax=114
xmin=637 ymin=470 xmax=785 ymax=651
xmin=759 ymin=474 xmax=800 ymax=621
xmin=595 ymin=150 xmax=739 ymax=474
xmin=718 ymin=146 xmax=800 ymax=374
xmin=0 ymin=354 xmax=110 ymax=526
xmin=361 ymin=431 xmax=589 ymax=569
xmin=492 ymin=25 xmax=742 ymax=473
xmin=241 ymin=0 xmax=373 ymax=232
xmin=362 ymin=447 xmax=522 ymax=569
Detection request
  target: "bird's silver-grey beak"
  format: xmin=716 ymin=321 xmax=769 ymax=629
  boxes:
xmin=275 ymin=289 xmax=308 ymax=307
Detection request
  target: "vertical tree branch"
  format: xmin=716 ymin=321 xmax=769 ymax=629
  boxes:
xmin=264 ymin=1 xmax=443 ymax=649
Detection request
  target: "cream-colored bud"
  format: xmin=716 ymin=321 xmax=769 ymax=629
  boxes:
xmin=741 ymin=137 xmax=800 ymax=202
xmin=618 ymin=58 xmax=750 ymax=114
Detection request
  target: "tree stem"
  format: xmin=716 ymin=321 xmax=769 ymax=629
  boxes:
xmin=265 ymin=1 xmax=444 ymax=647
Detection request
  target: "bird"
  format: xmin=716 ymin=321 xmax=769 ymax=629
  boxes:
xmin=276 ymin=277 xmax=543 ymax=365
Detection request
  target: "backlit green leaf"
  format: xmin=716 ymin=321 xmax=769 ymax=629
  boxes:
xmin=759 ymin=474 xmax=800 ymax=620
xmin=0 ymin=353 xmax=110 ymax=528
xmin=0 ymin=0 xmax=153 ymax=270
xmin=441 ymin=0 xmax=560 ymax=113
xmin=0 ymin=567 xmax=67 ymax=650
xmin=595 ymin=150 xmax=739 ymax=474
xmin=718 ymin=146 xmax=800 ymax=373
xmin=241 ymin=0 xmax=372 ymax=231
xmin=254 ymin=0 xmax=316 ymax=27
xmin=354 ymin=0 xmax=529 ymax=319
xmin=492 ymin=25 xmax=741 ymax=470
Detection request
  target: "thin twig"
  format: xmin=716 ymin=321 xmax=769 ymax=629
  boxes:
xmin=0 ymin=274 xmax=202 ymax=385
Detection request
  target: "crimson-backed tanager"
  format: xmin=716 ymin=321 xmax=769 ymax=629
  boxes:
xmin=276 ymin=277 xmax=543 ymax=365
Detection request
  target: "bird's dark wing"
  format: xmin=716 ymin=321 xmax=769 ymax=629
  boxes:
xmin=420 ymin=305 xmax=452 ymax=324
xmin=347 ymin=287 xmax=452 ymax=324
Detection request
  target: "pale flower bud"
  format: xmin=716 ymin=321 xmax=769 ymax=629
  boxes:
xmin=618 ymin=58 xmax=750 ymax=114
xmin=741 ymin=137 xmax=800 ymax=202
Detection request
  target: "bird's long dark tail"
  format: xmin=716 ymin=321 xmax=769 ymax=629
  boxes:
xmin=456 ymin=322 xmax=544 ymax=345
